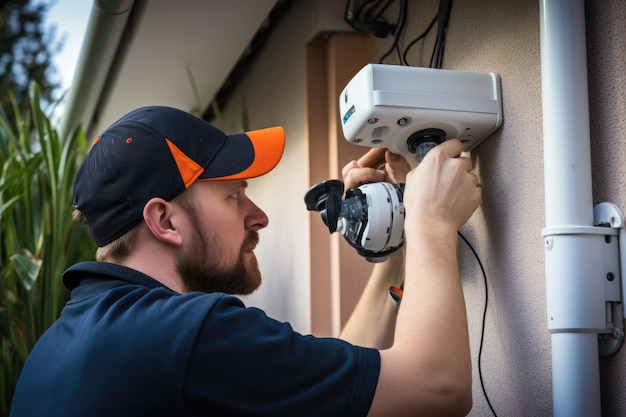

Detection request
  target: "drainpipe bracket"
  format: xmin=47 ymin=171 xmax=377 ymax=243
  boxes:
xmin=593 ymin=202 xmax=625 ymax=356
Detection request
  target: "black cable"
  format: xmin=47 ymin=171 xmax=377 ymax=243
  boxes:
xmin=357 ymin=0 xmax=381 ymax=20
xmin=344 ymin=0 xmax=374 ymax=32
xmin=429 ymin=0 xmax=452 ymax=68
xmin=377 ymin=0 xmax=407 ymax=63
xmin=364 ymin=0 xmax=394 ymax=22
xmin=402 ymin=14 xmax=437 ymax=66
xmin=458 ymin=231 xmax=498 ymax=417
xmin=345 ymin=0 xmax=396 ymax=38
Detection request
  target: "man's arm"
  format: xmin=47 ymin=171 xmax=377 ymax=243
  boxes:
xmin=361 ymin=141 xmax=479 ymax=417
xmin=339 ymin=249 xmax=404 ymax=349
xmin=338 ymin=148 xmax=410 ymax=349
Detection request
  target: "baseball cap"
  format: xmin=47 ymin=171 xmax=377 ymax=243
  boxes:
xmin=73 ymin=106 xmax=285 ymax=247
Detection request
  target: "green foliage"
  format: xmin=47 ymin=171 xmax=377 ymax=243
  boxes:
xmin=0 ymin=0 xmax=63 ymax=118
xmin=0 ymin=82 xmax=96 ymax=414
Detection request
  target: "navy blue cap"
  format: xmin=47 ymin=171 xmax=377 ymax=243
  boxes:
xmin=73 ymin=106 xmax=285 ymax=247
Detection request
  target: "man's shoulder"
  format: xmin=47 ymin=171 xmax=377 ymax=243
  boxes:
xmin=61 ymin=261 xmax=246 ymax=337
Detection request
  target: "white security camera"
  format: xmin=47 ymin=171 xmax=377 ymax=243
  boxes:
xmin=339 ymin=64 xmax=503 ymax=161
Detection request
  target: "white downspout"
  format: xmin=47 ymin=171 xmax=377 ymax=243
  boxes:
xmin=58 ymin=0 xmax=135 ymax=140
xmin=540 ymin=0 xmax=603 ymax=415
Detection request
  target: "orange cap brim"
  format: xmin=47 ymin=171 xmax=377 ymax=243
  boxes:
xmin=212 ymin=126 xmax=285 ymax=181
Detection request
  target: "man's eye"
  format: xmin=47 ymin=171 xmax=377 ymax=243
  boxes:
xmin=229 ymin=192 xmax=240 ymax=200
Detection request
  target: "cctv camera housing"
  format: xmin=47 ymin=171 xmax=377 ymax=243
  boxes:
xmin=339 ymin=64 xmax=503 ymax=156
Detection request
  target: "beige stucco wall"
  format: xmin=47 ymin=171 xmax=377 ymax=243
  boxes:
xmin=445 ymin=1 xmax=549 ymax=415
xmin=587 ymin=1 xmax=626 ymax=416
xmin=220 ymin=0 xmax=352 ymax=333
xmin=220 ymin=0 xmax=626 ymax=415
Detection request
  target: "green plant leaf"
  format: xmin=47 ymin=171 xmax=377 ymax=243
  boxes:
xmin=0 ymin=82 xmax=96 ymax=410
xmin=0 ymin=194 xmax=21 ymax=214
xmin=9 ymin=250 xmax=42 ymax=291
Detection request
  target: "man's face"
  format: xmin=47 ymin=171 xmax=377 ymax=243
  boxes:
xmin=175 ymin=180 xmax=268 ymax=295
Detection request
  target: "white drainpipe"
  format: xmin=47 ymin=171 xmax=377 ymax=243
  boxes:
xmin=58 ymin=0 xmax=135 ymax=140
xmin=540 ymin=0 xmax=625 ymax=415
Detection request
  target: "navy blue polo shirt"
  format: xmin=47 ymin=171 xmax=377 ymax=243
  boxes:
xmin=9 ymin=262 xmax=380 ymax=416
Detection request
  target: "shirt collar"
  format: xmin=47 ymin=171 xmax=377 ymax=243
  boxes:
xmin=62 ymin=261 xmax=168 ymax=291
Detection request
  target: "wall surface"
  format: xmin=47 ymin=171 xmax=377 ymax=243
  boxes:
xmin=219 ymin=0 xmax=626 ymax=415
xmin=443 ymin=1 xmax=549 ymax=415
xmin=587 ymin=1 xmax=626 ymax=416
xmin=220 ymin=0 xmax=352 ymax=333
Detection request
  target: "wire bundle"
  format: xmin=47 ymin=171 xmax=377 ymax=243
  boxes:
xmin=344 ymin=0 xmax=452 ymax=68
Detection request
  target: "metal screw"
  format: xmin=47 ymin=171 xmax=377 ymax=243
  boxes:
xmin=367 ymin=118 xmax=378 ymax=124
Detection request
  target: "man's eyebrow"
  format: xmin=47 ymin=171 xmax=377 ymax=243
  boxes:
xmin=228 ymin=180 xmax=248 ymax=192
xmin=231 ymin=180 xmax=248 ymax=190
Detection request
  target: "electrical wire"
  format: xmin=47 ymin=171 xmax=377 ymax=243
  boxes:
xmin=345 ymin=0 xmax=449 ymax=67
xmin=362 ymin=0 xmax=394 ymax=23
xmin=429 ymin=0 xmax=452 ymax=68
xmin=344 ymin=0 xmax=406 ymax=63
xmin=345 ymin=0 xmax=396 ymax=38
xmin=377 ymin=0 xmax=407 ymax=63
xmin=345 ymin=0 xmax=452 ymax=68
xmin=402 ymin=14 xmax=437 ymax=66
xmin=458 ymin=231 xmax=498 ymax=417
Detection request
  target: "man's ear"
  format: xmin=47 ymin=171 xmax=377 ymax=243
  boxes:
xmin=143 ymin=198 xmax=183 ymax=246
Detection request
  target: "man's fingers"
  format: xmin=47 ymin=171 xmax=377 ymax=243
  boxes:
xmin=342 ymin=148 xmax=387 ymax=190
xmin=341 ymin=160 xmax=360 ymax=180
xmin=343 ymin=166 xmax=384 ymax=190
xmin=357 ymin=147 xmax=387 ymax=168
xmin=459 ymin=155 xmax=473 ymax=172
xmin=432 ymin=138 xmax=464 ymax=159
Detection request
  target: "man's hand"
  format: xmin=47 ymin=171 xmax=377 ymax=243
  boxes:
xmin=404 ymin=139 xmax=481 ymax=234
xmin=338 ymin=147 xmax=410 ymax=349
xmin=342 ymin=148 xmax=411 ymax=190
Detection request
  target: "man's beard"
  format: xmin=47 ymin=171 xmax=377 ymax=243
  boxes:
xmin=177 ymin=210 xmax=262 ymax=295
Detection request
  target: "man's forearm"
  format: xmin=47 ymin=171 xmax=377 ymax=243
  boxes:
xmin=339 ymin=249 xmax=404 ymax=348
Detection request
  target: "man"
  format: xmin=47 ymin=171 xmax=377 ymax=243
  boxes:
xmin=10 ymin=105 xmax=480 ymax=416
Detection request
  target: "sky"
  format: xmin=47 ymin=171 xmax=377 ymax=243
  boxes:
xmin=43 ymin=0 xmax=92 ymax=119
